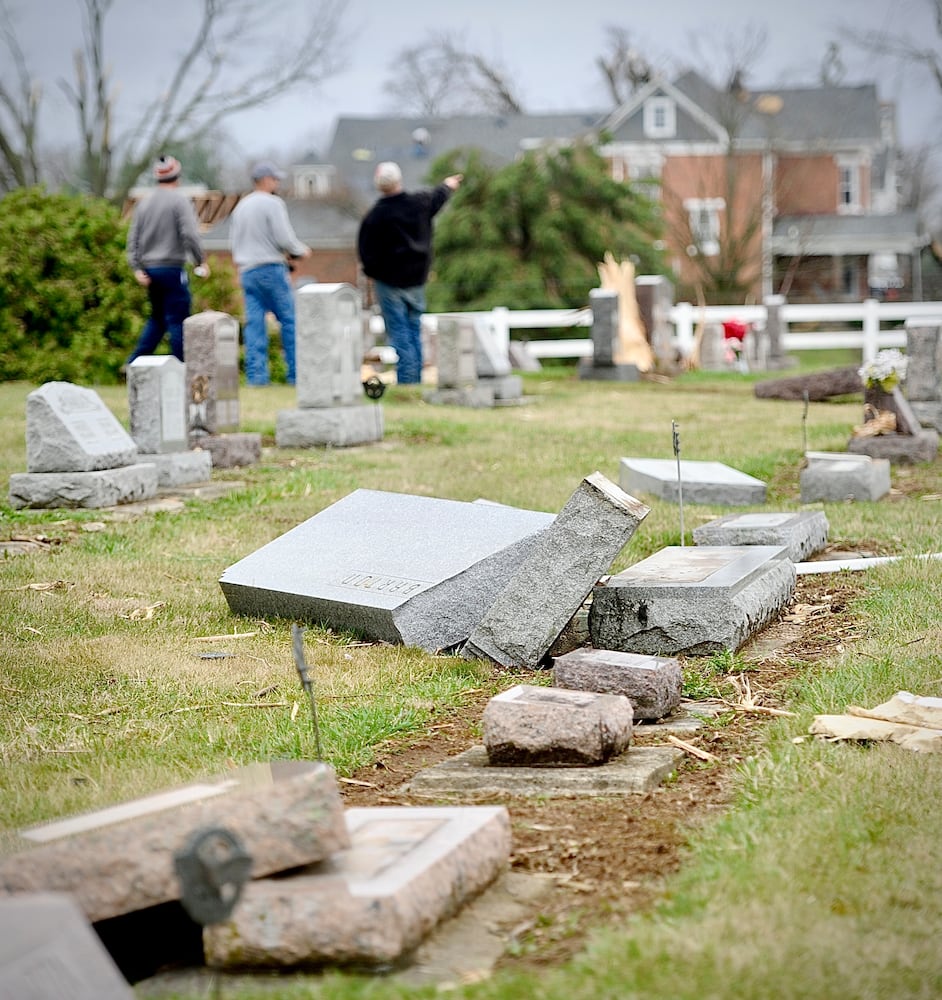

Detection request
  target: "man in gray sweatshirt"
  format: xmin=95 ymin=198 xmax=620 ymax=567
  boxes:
xmin=230 ymin=161 xmax=311 ymax=385
xmin=126 ymin=155 xmax=207 ymax=366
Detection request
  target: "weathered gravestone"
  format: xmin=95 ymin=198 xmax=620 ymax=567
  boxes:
xmin=219 ymin=489 xmax=555 ymax=651
xmin=619 ymin=457 xmax=767 ymax=505
xmin=693 ymin=511 xmax=829 ymax=562
xmin=482 ymin=684 xmax=633 ymax=766
xmin=848 ymin=383 xmax=939 ymax=463
xmin=0 ymin=893 xmax=134 ymax=1000
xmin=127 ymin=356 xmax=212 ymax=486
xmin=204 ymin=805 xmax=510 ymax=970
xmin=276 ymin=284 xmax=384 ymax=447
xmin=635 ymin=274 xmax=677 ymax=371
xmin=579 ymin=288 xmax=641 ymax=381
xmin=800 ymin=451 xmax=891 ymax=503
xmin=552 ymin=648 xmax=682 ymax=720
xmin=905 ymin=318 xmax=942 ymax=431
xmin=0 ymin=761 xmax=348 ymax=923
xmin=464 ymin=472 xmax=650 ymax=669
xmin=8 ymin=382 xmax=158 ymax=509
xmin=473 ymin=317 xmax=524 ymax=401
xmin=589 ymin=545 xmax=796 ymax=655
xmin=423 ymin=317 xmax=495 ymax=407
xmin=184 ymin=310 xmax=261 ymax=468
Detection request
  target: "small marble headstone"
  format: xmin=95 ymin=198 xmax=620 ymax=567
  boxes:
xmin=619 ymin=457 xmax=767 ymax=505
xmin=295 ymin=283 xmax=363 ymax=408
xmin=183 ymin=311 xmax=240 ymax=437
xmin=128 ymin=356 xmax=187 ymax=454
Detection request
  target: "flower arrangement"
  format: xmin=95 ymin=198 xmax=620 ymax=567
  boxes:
xmin=858 ymin=349 xmax=908 ymax=392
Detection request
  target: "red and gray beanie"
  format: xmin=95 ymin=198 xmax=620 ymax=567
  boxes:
xmin=153 ymin=155 xmax=182 ymax=183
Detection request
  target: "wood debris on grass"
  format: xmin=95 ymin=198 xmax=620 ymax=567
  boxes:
xmin=666 ymin=734 xmax=718 ymax=761
xmin=725 ymin=673 xmax=797 ymax=717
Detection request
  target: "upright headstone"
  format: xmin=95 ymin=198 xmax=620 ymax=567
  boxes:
xmin=184 ymin=310 xmax=261 ymax=468
xmin=904 ymin=318 xmax=942 ymax=431
xmin=276 ymin=284 xmax=384 ymax=447
xmin=698 ymin=323 xmax=729 ymax=371
xmin=219 ymin=489 xmax=556 ymax=652
xmin=0 ymin=893 xmax=134 ymax=1000
xmin=635 ymin=274 xmax=676 ymax=371
xmin=127 ymin=356 xmax=211 ymax=486
xmin=474 ymin=318 xmax=523 ymax=401
xmin=423 ymin=317 xmax=494 ymax=407
xmin=8 ymin=382 xmax=158 ymax=509
xmin=579 ymin=289 xmax=640 ymax=381
xmin=848 ymin=384 xmax=939 ymax=463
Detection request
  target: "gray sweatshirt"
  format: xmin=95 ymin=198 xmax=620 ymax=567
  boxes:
xmin=127 ymin=186 xmax=204 ymax=270
xmin=229 ymin=190 xmax=308 ymax=273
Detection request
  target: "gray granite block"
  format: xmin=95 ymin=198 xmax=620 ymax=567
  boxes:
xmin=422 ymin=385 xmax=495 ymax=408
xmin=692 ymin=511 xmax=829 ymax=561
xmin=204 ymin=805 xmax=510 ymax=970
xmin=25 ymin=382 xmax=138 ymax=472
xmin=578 ymin=361 xmax=641 ymax=381
xmin=847 ymin=428 xmax=939 ymax=464
xmin=464 ymin=472 xmax=649 ymax=669
xmin=904 ymin=320 xmax=942 ymax=402
xmin=275 ymin=404 xmax=384 ymax=447
xmin=195 ymin=432 xmax=261 ymax=469
xmin=295 ymin=284 xmax=364 ymax=409
xmin=8 ymin=463 xmax=158 ymax=509
xmin=589 ymin=545 xmax=796 ymax=655
xmin=0 ymin=761 xmax=348 ymax=923
xmin=183 ymin=311 xmax=241 ymax=435
xmin=479 ymin=374 xmax=523 ymax=399
xmin=619 ymin=457 xmax=767 ymax=505
xmin=911 ymin=401 xmax=942 ymax=431
xmin=220 ymin=489 xmax=555 ymax=651
xmin=552 ymin=648 xmax=682 ymax=720
xmin=0 ymin=893 xmax=133 ymax=999
xmin=799 ymin=451 xmax=891 ymax=503
xmin=482 ymin=684 xmax=633 ymax=766
xmin=128 ymin=355 xmax=188 ymax=454
xmin=138 ymin=449 xmax=212 ymax=487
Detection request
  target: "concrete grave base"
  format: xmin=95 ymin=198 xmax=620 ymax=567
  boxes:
xmin=275 ymin=405 xmax=384 ymax=447
xmin=480 ymin=373 xmax=523 ymax=400
xmin=405 ymin=744 xmax=683 ymax=797
xmin=0 ymin=760 xmax=348 ymax=923
xmin=847 ymin=428 xmax=939 ymax=464
xmin=482 ymin=684 xmax=633 ymax=766
xmin=8 ymin=462 xmax=158 ymax=509
xmin=552 ymin=648 xmax=682 ymax=720
xmin=692 ymin=510 xmax=829 ymax=562
xmin=619 ymin=457 xmax=767 ymax=505
xmin=423 ymin=385 xmax=495 ymax=408
xmin=0 ymin=893 xmax=134 ymax=999
xmin=577 ymin=361 xmax=641 ymax=381
xmin=589 ymin=545 xmax=796 ymax=655
xmin=136 ymin=450 xmax=212 ymax=487
xmin=204 ymin=805 xmax=510 ymax=970
xmin=799 ymin=451 xmax=891 ymax=503
xmin=191 ymin=432 xmax=261 ymax=468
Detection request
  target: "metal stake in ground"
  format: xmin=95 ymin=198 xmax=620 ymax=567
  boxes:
xmin=291 ymin=623 xmax=323 ymax=759
xmin=802 ymin=389 xmax=810 ymax=454
xmin=672 ymin=419 xmax=685 ymax=546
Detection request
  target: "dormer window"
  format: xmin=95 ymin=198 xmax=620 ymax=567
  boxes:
xmin=644 ymin=97 xmax=676 ymax=138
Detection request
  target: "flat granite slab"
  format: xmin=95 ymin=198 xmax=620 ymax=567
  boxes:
xmin=589 ymin=545 xmax=796 ymax=655
xmin=619 ymin=457 xmax=766 ymax=505
xmin=0 ymin=892 xmax=134 ymax=999
xmin=220 ymin=489 xmax=555 ymax=651
xmin=404 ymin=744 xmax=684 ymax=798
xmin=799 ymin=451 xmax=891 ymax=503
xmin=0 ymin=761 xmax=348 ymax=924
xmin=204 ymin=805 xmax=510 ymax=970
xmin=692 ymin=510 xmax=829 ymax=562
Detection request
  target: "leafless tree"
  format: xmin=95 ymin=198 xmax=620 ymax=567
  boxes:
xmin=383 ymin=32 xmax=523 ymax=117
xmin=842 ymin=1 xmax=942 ymax=91
xmin=2 ymin=0 xmax=349 ymax=201
xmin=0 ymin=1 xmax=42 ymax=191
xmin=596 ymin=25 xmax=656 ymax=106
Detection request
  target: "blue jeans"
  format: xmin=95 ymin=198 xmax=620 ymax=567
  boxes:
xmin=128 ymin=267 xmax=190 ymax=363
xmin=374 ymin=281 xmax=425 ymax=384
xmin=240 ymin=262 xmax=297 ymax=385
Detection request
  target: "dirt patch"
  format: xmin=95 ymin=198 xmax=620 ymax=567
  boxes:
xmin=339 ymin=573 xmax=867 ymax=971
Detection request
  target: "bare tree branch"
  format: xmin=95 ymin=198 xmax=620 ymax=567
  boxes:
xmin=596 ymin=25 xmax=656 ymax=106
xmin=0 ymin=0 xmax=42 ymax=190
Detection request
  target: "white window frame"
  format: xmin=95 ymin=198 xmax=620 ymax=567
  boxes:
xmin=837 ymin=157 xmax=862 ymax=214
xmin=683 ymin=197 xmax=725 ymax=256
xmin=643 ymin=97 xmax=676 ymax=139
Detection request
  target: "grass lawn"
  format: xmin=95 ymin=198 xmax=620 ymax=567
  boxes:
xmin=1 ymin=357 xmax=940 ymax=999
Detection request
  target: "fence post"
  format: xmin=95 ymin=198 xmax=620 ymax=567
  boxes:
xmin=862 ymin=298 xmax=880 ymax=362
xmin=672 ymin=301 xmax=695 ymax=358
xmin=487 ymin=306 xmax=511 ymax=359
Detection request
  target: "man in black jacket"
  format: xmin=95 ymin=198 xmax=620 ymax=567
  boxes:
xmin=357 ymin=162 xmax=462 ymax=384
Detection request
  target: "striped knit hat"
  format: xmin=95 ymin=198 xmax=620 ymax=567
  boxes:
xmin=153 ymin=155 xmax=182 ymax=182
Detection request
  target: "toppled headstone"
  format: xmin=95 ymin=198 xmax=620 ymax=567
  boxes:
xmin=693 ymin=511 xmax=829 ymax=562
xmin=128 ymin=356 xmax=212 ymax=487
xmin=204 ymin=805 xmax=510 ymax=970
xmin=464 ymin=472 xmax=649 ymax=669
xmin=552 ymin=648 xmax=682 ymax=720
xmin=482 ymin=684 xmax=633 ymax=766
xmin=276 ymin=284 xmax=383 ymax=447
xmin=184 ymin=311 xmax=261 ymax=468
xmin=220 ymin=489 xmax=555 ymax=651
xmin=8 ymin=382 xmax=158 ymax=509
xmin=753 ymin=366 xmax=862 ymax=401
xmin=0 ymin=893 xmax=133 ymax=1000
xmin=0 ymin=761 xmax=347 ymax=923
xmin=589 ymin=545 xmax=796 ymax=655
xmin=619 ymin=457 xmax=767 ymax=505
xmin=799 ymin=451 xmax=890 ymax=503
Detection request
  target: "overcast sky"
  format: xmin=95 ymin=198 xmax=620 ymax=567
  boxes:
xmin=6 ymin=0 xmax=941 ymax=169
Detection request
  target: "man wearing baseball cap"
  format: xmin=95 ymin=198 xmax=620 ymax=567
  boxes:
xmin=229 ymin=161 xmax=311 ymax=385
xmin=126 ymin=155 xmax=208 ymax=366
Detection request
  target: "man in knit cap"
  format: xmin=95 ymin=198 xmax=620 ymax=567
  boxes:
xmin=229 ymin=161 xmax=311 ymax=386
xmin=357 ymin=161 xmax=462 ymax=385
xmin=126 ymin=155 xmax=208 ymax=366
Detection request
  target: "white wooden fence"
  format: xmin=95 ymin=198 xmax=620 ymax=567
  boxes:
xmin=424 ymin=299 xmax=942 ymax=364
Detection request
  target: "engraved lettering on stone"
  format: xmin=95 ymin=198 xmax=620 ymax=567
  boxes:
xmin=340 ymin=572 xmax=425 ymax=596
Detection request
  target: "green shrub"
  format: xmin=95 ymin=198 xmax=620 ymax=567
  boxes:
xmin=0 ymin=187 xmax=146 ymax=384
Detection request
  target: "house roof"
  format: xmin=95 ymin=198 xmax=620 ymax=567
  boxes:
xmin=202 ymin=197 xmax=362 ymax=251
xmin=772 ymin=212 xmax=928 ymax=255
